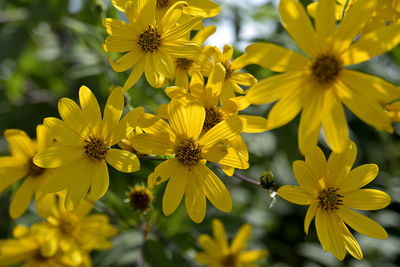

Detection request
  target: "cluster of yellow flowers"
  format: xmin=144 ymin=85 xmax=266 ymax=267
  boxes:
xmin=1 ymin=0 xmax=400 ymax=265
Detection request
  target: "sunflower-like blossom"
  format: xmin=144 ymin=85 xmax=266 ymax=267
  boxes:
xmin=195 ymin=219 xmax=268 ymax=267
xmin=34 ymin=86 xmax=140 ymax=209
xmin=241 ymin=0 xmax=400 ymax=154
xmin=278 ymin=142 xmax=391 ymax=260
xmin=103 ymin=0 xmax=202 ymax=89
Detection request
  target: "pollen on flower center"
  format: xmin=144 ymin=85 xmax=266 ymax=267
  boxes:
xmin=203 ymin=107 xmax=223 ymax=131
xmin=157 ymin=0 xmax=170 ymax=9
xmin=222 ymin=61 xmax=234 ymax=79
xmin=137 ymin=25 xmax=161 ymax=53
xmin=176 ymin=58 xmax=194 ymax=71
xmin=28 ymin=159 xmax=45 ymax=177
xmin=220 ymin=253 xmax=237 ymax=267
xmin=311 ymin=55 xmax=342 ymax=85
xmin=83 ymin=137 xmax=108 ymax=161
xmin=175 ymin=139 xmax=202 ymax=166
xmin=318 ymin=187 xmax=343 ymax=211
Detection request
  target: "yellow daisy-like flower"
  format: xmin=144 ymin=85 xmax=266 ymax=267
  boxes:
xmin=128 ymin=185 xmax=154 ymax=212
xmin=0 ymin=125 xmax=56 ymax=219
xmin=206 ymin=44 xmax=257 ymax=101
xmin=34 ymin=86 xmax=140 ymax=209
xmin=243 ymin=0 xmax=400 ymax=154
xmin=195 ymin=219 xmax=268 ymax=267
xmin=111 ymin=0 xmax=221 ymax=18
xmin=277 ymin=142 xmax=391 ymax=260
xmin=103 ymin=0 xmax=202 ymax=89
xmin=131 ymin=99 xmax=247 ymax=222
xmin=308 ymin=0 xmax=400 ymax=33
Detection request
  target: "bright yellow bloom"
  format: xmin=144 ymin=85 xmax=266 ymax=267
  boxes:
xmin=131 ymin=99 xmax=247 ymax=222
xmin=0 ymin=125 xmax=57 ymax=219
xmin=205 ymin=44 xmax=257 ymax=101
xmin=111 ymin=0 xmax=221 ymax=18
xmin=103 ymin=0 xmax=202 ymax=89
xmin=34 ymin=86 xmax=140 ymax=209
xmin=278 ymin=142 xmax=391 ymax=260
xmin=308 ymin=0 xmax=400 ymax=33
xmin=195 ymin=219 xmax=268 ymax=267
xmin=243 ymin=0 xmax=400 ymax=154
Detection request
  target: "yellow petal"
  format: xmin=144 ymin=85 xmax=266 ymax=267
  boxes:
xmin=34 ymin=145 xmax=82 ymax=168
xmin=131 ymin=133 xmax=175 ymax=155
xmin=192 ymin=25 xmax=216 ymax=45
xmin=160 ymin=40 xmax=201 ymax=57
xmin=44 ymin=117 xmax=82 ymax=146
xmin=198 ymin=234 xmax=219 ymax=256
xmin=184 ymin=0 xmax=220 ymax=17
xmin=339 ymin=164 xmax=378 ymax=193
xmin=103 ymin=87 xmax=124 ymax=141
xmin=338 ymin=207 xmax=388 ymax=239
xmin=238 ymin=250 xmax=268 ymax=263
xmin=230 ymin=72 xmax=257 ymax=87
xmin=199 ymin=117 xmax=243 ymax=151
xmin=65 ymin=163 xmax=93 ymax=209
xmin=305 ymin=146 xmax=327 ymax=184
xmin=279 ymin=0 xmax=319 ymax=57
xmin=136 ymin=0 xmax=156 ymax=26
xmin=123 ymin=59 xmax=145 ymax=90
xmin=326 ymin=212 xmax=346 ymax=260
xmin=148 ymin=158 xmax=181 ymax=188
xmin=343 ymin=189 xmax=391 ymax=210
xmin=103 ymin=18 xmax=136 ymax=36
xmin=332 ymin=0 xmax=377 ymax=53
xmin=111 ymin=106 xmax=144 ymax=145
xmin=79 ymin=86 xmax=102 ymax=126
xmin=153 ymin=51 xmax=175 ymax=78
xmin=195 ymin=164 xmax=232 ymax=212
xmin=245 ymin=42 xmax=309 ymax=72
xmin=292 ymin=160 xmax=319 ymax=194
xmin=185 ymin=167 xmax=206 ymax=223
xmin=36 ymin=124 xmax=53 ymax=152
xmin=277 ymin=185 xmax=312 ymax=205
xmin=203 ymin=141 xmax=248 ymax=169
xmin=339 ymin=222 xmax=363 ymax=260
xmin=105 ymin=149 xmax=140 ymax=173
xmin=231 ymin=224 xmax=251 ymax=253
xmin=315 ymin=209 xmax=331 ymax=251
xmin=144 ymin=54 xmax=167 ymax=88
xmin=326 ymin=141 xmax=357 ymax=188
xmin=160 ymin=1 xmax=185 ymax=32
xmin=246 ymin=72 xmax=307 ymax=105
xmin=204 ymin=63 xmax=225 ymax=107
xmin=138 ymin=112 xmax=175 ymax=136
xmin=109 ymin=49 xmax=142 ymax=72
xmin=168 ymin=99 xmax=205 ymax=139
xmin=9 ymin=177 xmax=35 ymax=219
xmin=103 ymin=36 xmax=137 ymax=52
xmin=304 ymin=204 xmax=317 ymax=234
xmin=4 ymin=129 xmax=35 ymax=158
xmin=212 ymin=219 xmax=228 ymax=251
xmin=240 ymin=115 xmax=269 ymax=133
xmin=0 ymin=166 xmax=26 ymax=192
xmin=163 ymin=17 xmax=203 ymax=40
xmin=341 ymin=24 xmax=400 ymax=65
xmin=162 ymin=165 xmax=187 ymax=215
xmin=315 ymin=0 xmax=336 ymax=50
xmin=89 ymin=160 xmax=109 ymax=200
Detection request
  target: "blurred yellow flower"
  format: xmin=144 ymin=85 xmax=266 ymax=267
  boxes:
xmin=278 ymin=142 xmax=391 ymax=260
xmin=195 ymin=219 xmax=268 ymax=267
xmin=0 ymin=125 xmax=56 ymax=219
xmin=103 ymin=0 xmax=202 ymax=89
xmin=244 ymin=0 xmax=400 ymax=154
xmin=131 ymin=99 xmax=247 ymax=222
xmin=34 ymin=86 xmax=140 ymax=209
xmin=128 ymin=185 xmax=154 ymax=212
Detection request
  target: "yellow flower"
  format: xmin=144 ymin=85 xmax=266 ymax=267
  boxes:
xmin=103 ymin=0 xmax=202 ymax=89
xmin=131 ymin=99 xmax=247 ymax=222
xmin=111 ymin=0 xmax=221 ymax=18
xmin=206 ymin=44 xmax=257 ymax=101
xmin=195 ymin=219 xmax=268 ymax=267
xmin=0 ymin=125 xmax=57 ymax=219
xmin=277 ymin=142 xmax=391 ymax=260
xmin=385 ymin=100 xmax=400 ymax=122
xmin=34 ymin=86 xmax=140 ymax=209
xmin=243 ymin=0 xmax=400 ymax=154
xmin=128 ymin=185 xmax=154 ymax=212
xmin=308 ymin=0 xmax=400 ymax=33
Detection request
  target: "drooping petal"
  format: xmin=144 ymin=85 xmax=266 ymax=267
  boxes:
xmin=65 ymin=163 xmax=93 ymax=210
xmin=339 ymin=222 xmax=363 ymax=260
xmin=148 ymin=158 xmax=181 ymax=188
xmin=185 ymin=167 xmax=206 ymax=223
xmin=4 ymin=129 xmax=35 ymax=158
xmin=304 ymin=204 xmax=318 ymax=234
xmin=162 ymin=164 xmax=187 ymax=216
xmin=338 ymin=207 xmax=388 ymax=239
xmin=153 ymin=51 xmax=175 ymax=78
xmin=339 ymin=164 xmax=378 ymax=193
xmin=279 ymin=0 xmax=319 ymax=57
xmin=343 ymin=189 xmax=391 ymax=210
xmin=89 ymin=160 xmax=109 ymax=200
xmin=315 ymin=209 xmax=331 ymax=251
xmin=245 ymin=42 xmax=309 ymax=72
xmin=123 ymin=59 xmax=145 ymax=90
xmin=195 ymin=164 xmax=232 ymax=212
xmin=144 ymin=54 xmax=166 ymax=88
xmin=105 ymin=149 xmax=140 ymax=173
xmin=292 ymin=160 xmax=319 ymax=194
xmin=326 ymin=212 xmax=346 ymax=260
xmin=34 ymin=145 xmax=82 ymax=168
xmin=277 ymin=185 xmax=312 ymax=205
xmin=9 ymin=177 xmax=36 ymax=219
xmin=326 ymin=141 xmax=357 ymax=188
xmin=203 ymin=142 xmax=249 ymax=169
xmin=230 ymin=224 xmax=251 ymax=253
xmin=109 ymin=49 xmax=142 ymax=72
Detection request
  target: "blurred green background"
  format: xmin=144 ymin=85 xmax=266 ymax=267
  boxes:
xmin=1 ymin=0 xmax=400 ymax=266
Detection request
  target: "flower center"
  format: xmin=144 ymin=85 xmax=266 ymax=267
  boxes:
xmin=317 ymin=187 xmax=343 ymax=211
xmin=58 ymin=214 xmax=80 ymax=236
xmin=311 ymin=55 xmax=342 ymax=85
xmin=175 ymin=139 xmax=202 ymax=166
xmin=157 ymin=0 xmax=170 ymax=9
xmin=203 ymin=107 xmax=223 ymax=131
xmin=222 ymin=61 xmax=234 ymax=79
xmin=137 ymin=25 xmax=161 ymax=53
xmin=28 ymin=158 xmax=45 ymax=177
xmin=129 ymin=187 xmax=153 ymax=211
xmin=220 ymin=253 xmax=237 ymax=267
xmin=176 ymin=58 xmax=194 ymax=71
xmin=83 ymin=137 xmax=108 ymax=161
